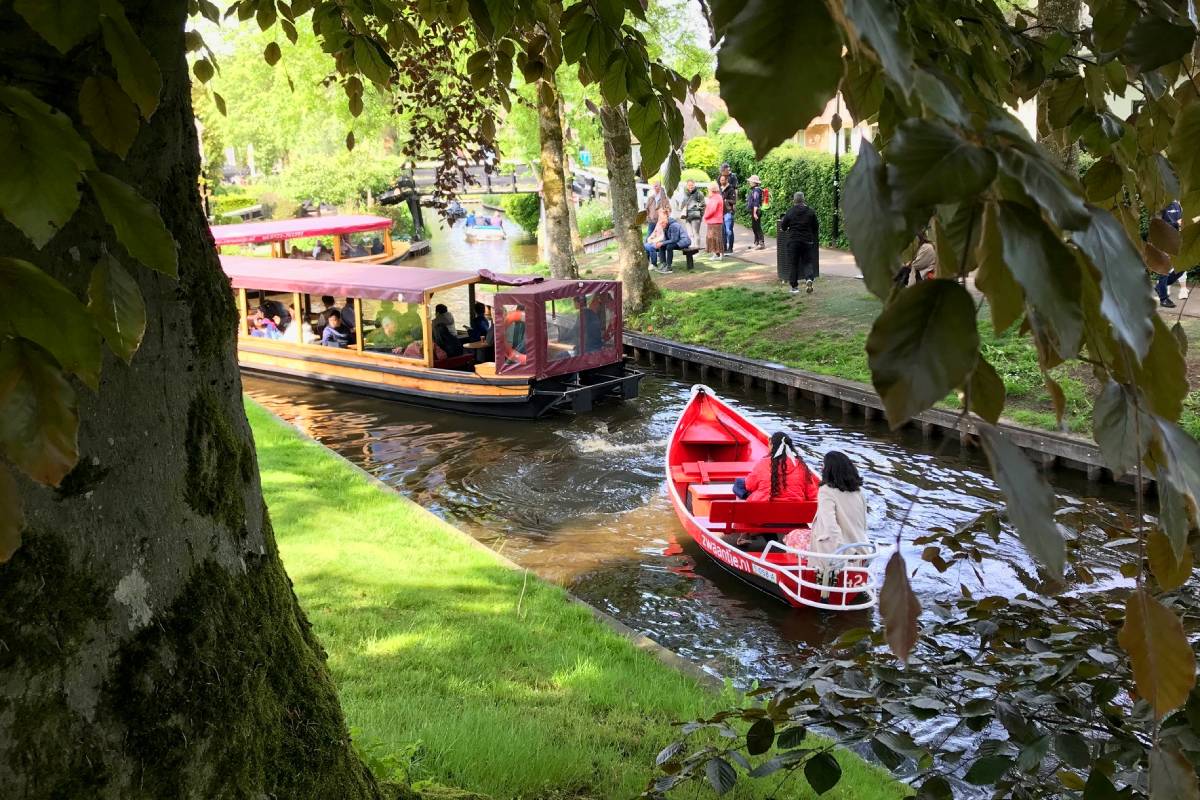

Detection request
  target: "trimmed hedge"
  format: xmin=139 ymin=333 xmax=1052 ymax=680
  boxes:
xmin=683 ymin=136 xmax=720 ymax=178
xmin=687 ymin=133 xmax=854 ymax=249
xmin=679 ymin=167 xmax=711 ymax=186
xmin=503 ymin=192 xmax=541 ymax=236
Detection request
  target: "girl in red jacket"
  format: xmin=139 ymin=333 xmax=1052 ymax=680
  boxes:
xmin=733 ymin=432 xmax=820 ymax=503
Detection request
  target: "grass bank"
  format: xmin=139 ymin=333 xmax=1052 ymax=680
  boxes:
xmin=628 ymin=283 xmax=1200 ymax=439
xmin=247 ymin=401 xmax=903 ymax=800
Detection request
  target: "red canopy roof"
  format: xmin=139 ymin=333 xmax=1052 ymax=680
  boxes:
xmin=221 ymin=256 xmax=479 ymax=303
xmin=211 ymin=214 xmax=393 ymax=246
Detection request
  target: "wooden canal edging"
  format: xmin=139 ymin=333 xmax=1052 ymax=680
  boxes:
xmin=624 ymin=331 xmax=1145 ymax=488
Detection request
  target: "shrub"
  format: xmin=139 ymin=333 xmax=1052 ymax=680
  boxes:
xmin=373 ymin=203 xmax=414 ymax=237
xmin=576 ymin=200 xmax=613 ymax=238
xmin=716 ymin=133 xmax=854 ymax=248
xmin=211 ymin=191 xmax=259 ymax=216
xmin=503 ymin=192 xmax=541 ymax=237
xmin=275 ymin=150 xmax=406 ymax=208
xmin=682 ymin=136 xmax=720 ymax=178
xmin=679 ymin=167 xmax=711 ymax=187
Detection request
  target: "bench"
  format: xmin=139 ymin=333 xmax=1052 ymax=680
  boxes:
xmin=435 ymin=354 xmax=476 ymax=370
xmin=703 ymin=500 xmax=818 ymax=533
xmin=681 ymin=247 xmax=700 ymax=270
xmin=671 ymin=461 xmax=756 ymax=485
xmin=688 ymin=482 xmax=735 ymax=517
xmin=679 ymin=420 xmax=745 ymax=446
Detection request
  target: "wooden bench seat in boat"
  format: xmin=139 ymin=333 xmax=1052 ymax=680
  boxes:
xmin=687 ymin=482 xmax=735 ymax=517
xmin=434 ymin=354 xmax=476 ymax=370
xmin=670 ymin=461 xmax=756 ymax=484
xmin=694 ymin=500 xmax=818 ymax=534
xmin=678 ymin=420 xmax=746 ymax=445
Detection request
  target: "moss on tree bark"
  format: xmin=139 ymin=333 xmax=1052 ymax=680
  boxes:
xmin=601 ymin=101 xmax=658 ymax=315
xmin=0 ymin=3 xmax=389 ymax=797
xmin=537 ymin=74 xmax=579 ymax=278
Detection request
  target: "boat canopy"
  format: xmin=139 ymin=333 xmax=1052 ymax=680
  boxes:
xmin=211 ymin=214 xmax=393 ymax=246
xmin=493 ymin=279 xmax=624 ymax=380
xmin=220 ymin=255 xmax=542 ymax=303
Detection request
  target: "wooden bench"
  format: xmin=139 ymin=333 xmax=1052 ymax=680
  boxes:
xmin=703 ymin=500 xmax=818 ymax=533
xmin=688 ymin=482 xmax=735 ymax=517
xmin=671 ymin=461 xmax=755 ymax=485
xmin=681 ymin=247 xmax=700 ymax=270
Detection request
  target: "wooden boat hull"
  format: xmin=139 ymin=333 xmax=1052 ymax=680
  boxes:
xmin=666 ymin=385 xmax=879 ymax=610
xmin=238 ymin=339 xmax=643 ymax=419
xmin=465 ymin=226 xmax=506 ymax=242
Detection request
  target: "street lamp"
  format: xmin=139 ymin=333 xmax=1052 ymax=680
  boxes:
xmin=831 ymin=96 xmax=843 ymax=244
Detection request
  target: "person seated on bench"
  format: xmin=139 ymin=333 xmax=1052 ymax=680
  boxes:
xmin=732 ymin=432 xmax=819 ymax=503
xmin=802 ymin=451 xmax=869 ymax=575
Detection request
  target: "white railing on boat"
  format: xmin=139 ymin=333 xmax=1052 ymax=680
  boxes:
xmin=756 ymin=540 xmax=884 ymax=611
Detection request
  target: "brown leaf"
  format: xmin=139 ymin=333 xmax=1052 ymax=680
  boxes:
xmin=880 ymin=552 xmax=921 ymax=665
xmin=1149 ymin=216 xmax=1182 ymax=257
xmin=1119 ymin=588 xmax=1196 ymax=718
xmin=1148 ymin=529 xmax=1193 ymax=591
xmin=1145 ymin=241 xmax=1173 ymax=274
xmin=0 ymin=462 xmax=21 ymax=562
xmin=1150 ymin=744 xmax=1200 ymax=800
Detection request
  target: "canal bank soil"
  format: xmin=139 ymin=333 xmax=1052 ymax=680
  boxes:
xmin=575 ymin=233 xmax=1200 ymax=439
xmin=246 ymin=401 xmax=903 ymax=800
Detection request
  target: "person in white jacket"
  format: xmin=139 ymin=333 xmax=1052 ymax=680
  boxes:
xmin=808 ymin=451 xmax=870 ymax=589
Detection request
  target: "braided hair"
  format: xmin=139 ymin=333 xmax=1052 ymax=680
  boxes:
xmin=768 ymin=431 xmax=796 ymax=498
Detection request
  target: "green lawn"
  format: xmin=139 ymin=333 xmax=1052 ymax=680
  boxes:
xmin=629 ymin=284 xmax=1200 ymax=438
xmin=247 ymin=401 xmax=904 ymax=800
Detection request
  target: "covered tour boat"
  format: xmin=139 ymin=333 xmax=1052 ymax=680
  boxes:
xmin=211 ymin=214 xmax=412 ymax=263
xmin=464 ymin=225 xmax=507 ymax=242
xmin=224 ymin=255 xmax=643 ymax=418
xmin=666 ymin=386 xmax=882 ymax=610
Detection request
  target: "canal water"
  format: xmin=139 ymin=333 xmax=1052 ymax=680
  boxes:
xmin=244 ymin=368 xmax=1140 ymax=686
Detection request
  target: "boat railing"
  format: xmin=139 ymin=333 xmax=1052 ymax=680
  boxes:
xmin=756 ymin=540 xmax=885 ymax=611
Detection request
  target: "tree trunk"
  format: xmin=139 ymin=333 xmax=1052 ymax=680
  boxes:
xmin=558 ymin=93 xmax=584 ymax=254
xmin=1036 ymin=0 xmax=1082 ymax=170
xmin=537 ymin=75 xmax=578 ymax=278
xmin=601 ymin=101 xmax=658 ymax=315
xmin=0 ymin=4 xmax=386 ymax=798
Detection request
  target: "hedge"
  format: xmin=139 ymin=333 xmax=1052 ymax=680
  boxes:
xmin=679 ymin=167 xmax=711 ymax=186
xmin=503 ymin=192 xmax=541 ymax=236
xmin=702 ymin=133 xmax=853 ymax=249
xmin=682 ymin=136 xmax=720 ymax=178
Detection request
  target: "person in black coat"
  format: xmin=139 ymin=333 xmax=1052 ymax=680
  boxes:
xmin=777 ymin=192 xmax=820 ymax=294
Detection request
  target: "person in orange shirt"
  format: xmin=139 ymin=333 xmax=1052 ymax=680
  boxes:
xmin=733 ymin=432 xmax=820 ymax=503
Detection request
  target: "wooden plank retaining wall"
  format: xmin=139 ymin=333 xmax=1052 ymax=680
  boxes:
xmin=623 ymin=331 xmax=1146 ymax=489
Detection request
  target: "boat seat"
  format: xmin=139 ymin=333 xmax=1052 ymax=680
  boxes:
xmin=672 ymin=461 xmax=755 ymax=485
xmin=688 ymin=482 xmax=735 ymax=517
xmin=679 ymin=420 xmax=744 ymax=446
xmin=435 ymin=354 xmax=476 ymax=371
xmin=706 ymin=500 xmax=818 ymax=533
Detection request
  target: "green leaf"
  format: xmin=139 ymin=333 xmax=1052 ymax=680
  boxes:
xmin=99 ymin=6 xmax=162 ymax=119
xmin=980 ymin=425 xmax=1064 ymax=578
xmin=886 ymin=118 xmax=997 ymax=209
xmin=264 ymin=41 xmax=282 ymax=66
xmin=968 ymin=358 xmax=1005 ymax=424
xmin=964 ymin=755 xmax=1014 ymax=786
xmin=842 ymin=0 xmax=915 ymax=94
xmin=86 ymin=171 xmax=178 ymax=277
xmin=193 ymin=58 xmax=216 ymax=84
xmin=1158 ymin=472 xmax=1191 ymax=560
xmin=1053 ymin=731 xmax=1090 ymax=771
xmin=600 ymin=54 xmax=628 ymax=106
xmin=705 ymin=757 xmax=737 ymax=796
xmin=716 ymin=0 xmax=843 ymax=155
xmin=1148 ymin=528 xmax=1192 ymax=591
xmin=1082 ymin=767 xmax=1122 ymax=800
xmin=0 ymin=86 xmax=94 ymax=248
xmin=867 ymin=279 xmax=979 ymax=427
xmin=1149 ymin=744 xmax=1200 ymax=800
xmin=628 ymin=101 xmax=669 ymax=177
xmin=592 ymin=0 xmax=624 ymax=28
xmin=0 ymin=257 xmax=101 ymax=389
xmin=976 ymin=202 xmax=1024 ymax=334
xmin=1169 ymin=103 xmax=1200 ymax=208
xmin=804 ymin=751 xmax=842 ymax=795
xmin=655 ymin=740 xmax=683 ymax=767
xmin=1092 ymin=380 xmax=1151 ymax=475
xmin=78 ymin=76 xmax=139 ymax=158
xmin=1072 ymin=207 xmax=1155 ymax=361
xmin=662 ymin=151 xmax=680 ymax=195
xmin=0 ymin=338 xmax=80 ymax=487
xmin=1016 ymin=735 xmax=1050 ymax=773
xmin=88 ymin=252 xmax=146 ymax=363
xmin=1123 ymin=16 xmax=1196 ymax=73
xmin=0 ymin=463 xmax=22 ymax=562
xmin=1091 ymin=0 xmax=1138 ymax=53
xmin=1047 ymin=77 xmax=1086 ymax=128
xmin=916 ymin=775 xmax=953 ymax=800
xmin=14 ymin=0 xmax=97 ymax=53
xmin=1133 ymin=315 xmax=1187 ymax=421
xmin=997 ymin=148 xmax=1089 ymax=232
xmin=879 ymin=552 xmax=921 ymax=665
xmin=746 ymin=717 xmax=774 ymax=756
xmin=1083 ymin=159 xmax=1124 ymax=203
xmin=997 ymin=202 xmax=1082 ymax=358
xmin=844 ymin=140 xmax=905 ymax=300
xmin=1119 ymin=588 xmax=1196 ymax=719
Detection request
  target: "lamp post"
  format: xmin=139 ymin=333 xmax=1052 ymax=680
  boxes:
xmin=831 ymin=97 xmax=842 ymax=244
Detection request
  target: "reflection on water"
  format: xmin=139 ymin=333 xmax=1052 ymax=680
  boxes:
xmin=245 ymin=370 xmax=1139 ymax=686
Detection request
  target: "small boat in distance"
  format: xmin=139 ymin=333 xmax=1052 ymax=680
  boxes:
xmin=666 ymin=386 xmax=882 ymax=610
xmin=211 ymin=214 xmax=412 ymax=263
xmin=465 ymin=225 xmax=507 ymax=242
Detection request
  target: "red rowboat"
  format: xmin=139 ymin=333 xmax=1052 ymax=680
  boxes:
xmin=666 ymin=386 xmax=881 ymax=610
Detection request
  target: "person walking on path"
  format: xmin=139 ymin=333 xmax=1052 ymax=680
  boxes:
xmin=1157 ymin=200 xmax=1185 ymax=308
xmin=644 ymin=181 xmax=670 ymax=238
xmin=746 ymin=175 xmax=766 ymax=249
xmin=679 ymin=178 xmax=706 ymax=248
xmin=719 ymin=174 xmax=737 ymax=253
xmin=703 ymin=182 xmax=725 ymax=260
xmin=778 ymin=192 xmax=820 ymax=294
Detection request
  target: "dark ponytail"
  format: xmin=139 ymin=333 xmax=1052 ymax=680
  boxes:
xmin=768 ymin=431 xmax=795 ymax=498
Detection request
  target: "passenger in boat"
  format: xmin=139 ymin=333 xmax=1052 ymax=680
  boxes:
xmin=317 ymin=296 xmax=340 ymax=330
xmin=249 ymin=308 xmax=283 ymax=339
xmin=339 ymin=234 xmax=367 ymax=258
xmin=732 ymin=432 xmax=820 ymax=503
xmin=260 ymin=298 xmax=291 ymax=329
xmin=366 ymin=315 xmax=409 ymax=351
xmin=465 ymin=210 xmax=477 ymax=227
xmin=283 ymin=304 xmax=319 ymax=344
xmin=468 ymin=301 xmax=491 ymax=341
xmin=490 ymin=211 xmax=504 ymax=229
xmin=401 ymin=327 xmax=447 ymax=361
xmin=431 ymin=303 xmax=464 ymax=356
xmin=313 ymin=243 xmax=334 ymax=260
xmin=320 ymin=309 xmax=355 ymax=348
xmin=368 ymin=236 xmax=384 ymax=255
xmin=810 ymin=451 xmax=868 ymax=554
xmin=340 ymin=298 xmax=357 ymax=330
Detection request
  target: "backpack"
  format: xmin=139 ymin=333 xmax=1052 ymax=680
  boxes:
xmin=762 ymin=187 xmax=771 ymax=209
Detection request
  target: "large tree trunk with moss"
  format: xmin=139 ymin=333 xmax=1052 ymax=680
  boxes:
xmin=0 ymin=4 xmax=385 ymax=798
xmin=537 ymin=75 xmax=578 ymax=278
xmin=558 ymin=93 xmax=584 ymax=254
xmin=601 ymin=101 xmax=658 ymax=315
xmin=1036 ymin=0 xmax=1082 ymax=169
